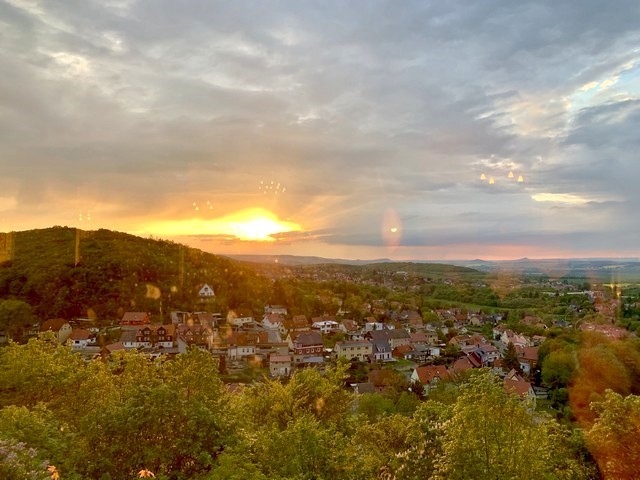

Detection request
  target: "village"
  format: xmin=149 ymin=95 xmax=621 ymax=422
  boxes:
xmin=34 ymin=279 xmax=631 ymax=409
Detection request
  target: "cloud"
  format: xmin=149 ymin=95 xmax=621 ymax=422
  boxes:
xmin=1 ymin=0 xmax=639 ymax=258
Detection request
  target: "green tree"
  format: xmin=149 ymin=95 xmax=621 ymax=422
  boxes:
xmin=433 ymin=370 xmax=557 ymax=480
xmin=503 ymin=341 xmax=521 ymax=373
xmin=542 ymin=349 xmax=577 ymax=408
xmin=0 ymin=299 xmax=34 ymax=340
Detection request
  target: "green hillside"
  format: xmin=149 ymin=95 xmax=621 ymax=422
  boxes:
xmin=0 ymin=227 xmax=272 ymax=322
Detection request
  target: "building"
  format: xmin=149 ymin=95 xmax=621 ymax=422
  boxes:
xmin=120 ymin=312 xmax=150 ymax=327
xmin=40 ymin=319 xmax=73 ymax=343
xmin=334 ymin=340 xmax=373 ymax=362
xmin=269 ymin=355 xmax=292 ymax=377
xmin=198 ymin=284 xmax=215 ymax=297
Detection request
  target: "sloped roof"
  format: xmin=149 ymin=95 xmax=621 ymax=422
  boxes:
xmin=69 ymin=329 xmax=92 ymax=340
xmin=410 ymin=332 xmax=429 ymax=343
xmin=414 ymin=365 xmax=450 ymax=384
xmin=518 ymin=346 xmax=538 ymax=362
xmin=270 ymin=355 xmax=292 ymax=363
xmin=451 ymin=357 xmax=474 ymax=372
xmin=387 ymin=329 xmax=410 ymax=340
xmin=504 ymin=378 xmax=532 ymax=398
xmin=294 ymin=330 xmax=323 ymax=346
xmin=40 ymin=318 xmax=70 ymax=332
xmin=120 ymin=312 xmax=149 ymax=323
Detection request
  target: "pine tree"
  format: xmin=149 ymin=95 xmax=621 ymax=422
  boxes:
xmin=503 ymin=342 xmax=521 ymax=373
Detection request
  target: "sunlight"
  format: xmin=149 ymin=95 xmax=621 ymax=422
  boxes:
xmin=143 ymin=208 xmax=301 ymax=242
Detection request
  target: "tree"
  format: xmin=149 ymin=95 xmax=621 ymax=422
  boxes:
xmin=432 ymin=370 xmax=557 ymax=480
xmin=586 ymin=390 xmax=640 ymax=479
xmin=503 ymin=341 xmax=521 ymax=372
xmin=0 ymin=299 xmax=34 ymax=340
xmin=542 ymin=349 xmax=577 ymax=408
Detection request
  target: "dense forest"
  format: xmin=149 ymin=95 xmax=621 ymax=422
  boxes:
xmin=0 ymin=227 xmax=274 ymax=323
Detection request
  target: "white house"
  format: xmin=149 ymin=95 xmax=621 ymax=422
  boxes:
xmin=269 ymin=355 xmax=292 ymax=377
xmin=312 ymin=320 xmax=340 ymax=335
xmin=68 ymin=329 xmax=94 ymax=349
xmin=199 ymin=284 xmax=215 ymax=297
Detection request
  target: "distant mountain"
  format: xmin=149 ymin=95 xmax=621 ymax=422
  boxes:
xmin=225 ymin=254 xmax=393 ymax=266
xmin=442 ymin=258 xmax=640 ymax=282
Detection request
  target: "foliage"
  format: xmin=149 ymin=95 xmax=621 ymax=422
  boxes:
xmin=502 ymin=341 xmax=521 ymax=373
xmin=432 ymin=370 xmax=556 ymax=480
xmin=0 ymin=227 xmax=273 ymax=324
xmin=0 ymin=438 xmax=50 ymax=480
xmin=0 ymin=299 xmax=34 ymax=340
xmin=586 ymin=390 xmax=640 ymax=479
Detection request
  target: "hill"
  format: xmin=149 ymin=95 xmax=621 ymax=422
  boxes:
xmin=0 ymin=227 xmax=272 ymax=322
xmin=225 ymin=254 xmax=393 ymax=266
xmin=446 ymin=258 xmax=640 ymax=282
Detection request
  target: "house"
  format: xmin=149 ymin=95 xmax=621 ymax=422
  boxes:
xmin=504 ymin=378 xmax=536 ymax=408
xmin=386 ymin=328 xmax=411 ymax=349
xmin=280 ymin=315 xmax=310 ymax=336
xmin=517 ymin=346 xmax=539 ymax=374
xmin=411 ymin=365 xmax=450 ymax=394
xmin=409 ymin=331 xmax=429 ymax=347
xmin=39 ymin=319 xmax=73 ymax=343
xmin=135 ymin=324 xmax=175 ymax=349
xmin=262 ymin=313 xmax=285 ymax=330
xmin=392 ymin=344 xmax=414 ymax=360
xmin=335 ymin=340 xmax=373 ymax=362
xmin=177 ymin=325 xmax=213 ymax=353
xmin=339 ymin=319 xmax=364 ymax=340
xmin=269 ymin=355 xmax=292 ymax=377
xmin=500 ymin=330 xmax=530 ymax=348
xmin=120 ymin=330 xmax=139 ymax=349
xmin=289 ymin=331 xmax=324 ymax=363
xmin=364 ymin=318 xmax=385 ymax=332
xmin=198 ymin=284 xmax=215 ymax=297
xmin=120 ymin=312 xmax=150 ymax=327
xmin=68 ymin=329 xmax=95 ymax=349
xmin=450 ymin=357 xmax=475 ymax=379
xmin=225 ymin=331 xmax=269 ymax=360
xmin=264 ymin=304 xmax=288 ymax=315
xmin=404 ymin=310 xmax=423 ymax=328
xmin=311 ymin=319 xmax=340 ymax=334
xmin=467 ymin=344 xmax=500 ymax=367
xmin=370 ymin=336 xmax=393 ymax=362
xmin=227 ymin=309 xmax=255 ymax=328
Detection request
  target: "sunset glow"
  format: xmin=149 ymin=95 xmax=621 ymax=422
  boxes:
xmin=142 ymin=208 xmax=302 ymax=242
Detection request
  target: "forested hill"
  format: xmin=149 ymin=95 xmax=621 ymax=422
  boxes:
xmin=0 ymin=227 xmax=272 ymax=321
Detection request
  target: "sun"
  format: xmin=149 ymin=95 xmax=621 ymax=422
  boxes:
xmin=142 ymin=208 xmax=301 ymax=242
xmin=226 ymin=209 xmax=300 ymax=241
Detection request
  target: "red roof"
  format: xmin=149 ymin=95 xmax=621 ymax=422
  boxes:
xmin=270 ymin=355 xmax=292 ymax=363
xmin=414 ymin=365 xmax=450 ymax=384
xmin=504 ymin=378 xmax=532 ymax=398
xmin=40 ymin=318 xmax=69 ymax=333
xmin=451 ymin=357 xmax=474 ymax=372
xmin=69 ymin=329 xmax=92 ymax=340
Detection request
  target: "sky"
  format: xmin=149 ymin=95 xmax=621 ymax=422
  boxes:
xmin=1 ymin=0 xmax=640 ymax=261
